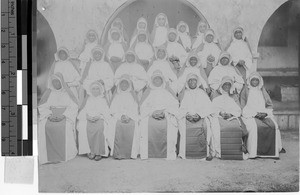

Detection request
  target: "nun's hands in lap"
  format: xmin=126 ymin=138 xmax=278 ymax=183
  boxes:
xmin=121 ymin=115 xmax=131 ymax=123
xmin=255 ymin=112 xmax=267 ymax=120
xmin=49 ymin=114 xmax=65 ymax=122
xmin=207 ymin=55 xmax=215 ymax=63
xmin=86 ymin=115 xmax=100 ymax=123
xmin=152 ymin=110 xmax=165 ymax=120
xmin=238 ymin=60 xmax=245 ymax=66
xmin=186 ymin=113 xmax=194 ymax=123
xmin=110 ymin=56 xmax=122 ymax=63
xmin=220 ymin=112 xmax=233 ymax=120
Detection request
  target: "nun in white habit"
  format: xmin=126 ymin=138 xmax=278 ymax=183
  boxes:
xmin=208 ymin=51 xmax=244 ymax=94
xmin=140 ymin=70 xmax=179 ymax=160
xmin=147 ymin=46 xmax=178 ymax=93
xmin=130 ymin=17 xmax=150 ymax=47
xmin=78 ymin=29 xmax=99 ymax=74
xmin=176 ymin=21 xmax=192 ymax=52
xmin=109 ymin=75 xmax=140 ymax=159
xmin=115 ymin=50 xmax=148 ymax=101
xmin=197 ymin=29 xmax=221 ymax=76
xmin=77 ymin=80 xmax=110 ymax=161
xmin=191 ymin=21 xmax=208 ymax=50
xmin=38 ymin=73 xmax=78 ymax=164
xmin=151 ymin=13 xmax=169 ymax=48
xmin=178 ymin=73 xmax=218 ymax=160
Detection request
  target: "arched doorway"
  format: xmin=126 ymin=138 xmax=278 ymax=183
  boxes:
xmin=100 ymin=0 xmax=209 ymax=46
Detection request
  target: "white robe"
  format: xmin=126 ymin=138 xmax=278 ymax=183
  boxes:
xmin=107 ymin=42 xmax=125 ymax=60
xmin=178 ymin=88 xmax=219 ymax=159
xmin=109 ymin=92 xmax=140 ymax=158
xmin=147 ymin=59 xmax=178 ymax=93
xmin=38 ymin=90 xmax=78 ymax=164
xmin=152 ymin=26 xmax=168 ymax=47
xmin=197 ymin=42 xmax=221 ymax=68
xmin=78 ymin=41 xmax=98 ymax=72
xmin=76 ymin=96 xmax=111 ymax=156
xmin=166 ymin=41 xmax=188 ymax=68
xmin=140 ymin=88 xmax=179 ymax=160
xmin=135 ymin=42 xmax=154 ymax=62
xmin=178 ymin=32 xmax=191 ymax=51
xmin=115 ymin=62 xmax=147 ymax=92
xmin=192 ymin=33 xmax=204 ymax=50
xmin=208 ymin=64 xmax=244 ymax=92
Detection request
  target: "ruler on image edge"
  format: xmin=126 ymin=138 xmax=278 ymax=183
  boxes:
xmin=1 ymin=0 xmax=33 ymax=156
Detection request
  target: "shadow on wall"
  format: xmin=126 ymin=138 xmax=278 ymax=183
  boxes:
xmin=37 ymin=10 xmax=57 ymax=102
xmin=100 ymin=0 xmax=208 ymax=46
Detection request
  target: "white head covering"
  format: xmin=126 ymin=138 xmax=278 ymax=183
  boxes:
xmin=218 ymin=51 xmax=232 ymax=66
xmin=177 ymin=21 xmax=189 ymax=34
xmin=55 ymin=47 xmax=70 ymax=61
xmin=154 ymin=45 xmax=168 ymax=60
xmin=91 ymin=46 xmax=105 ymax=61
xmin=167 ymin=28 xmax=179 ymax=42
xmin=137 ymin=17 xmax=148 ymax=31
xmin=203 ymin=28 xmax=216 ymax=44
xmin=196 ymin=21 xmax=208 ymax=36
xmin=247 ymin=72 xmax=263 ymax=90
xmin=115 ymin=74 xmax=133 ymax=94
xmin=125 ymin=50 xmax=137 ymax=63
xmin=149 ymin=70 xmax=166 ymax=89
xmin=218 ymin=76 xmax=234 ymax=95
xmin=86 ymin=81 xmax=105 ymax=97
xmin=185 ymin=73 xmax=202 ymax=89
xmin=191 ymin=21 xmax=208 ymax=50
xmin=232 ymin=26 xmax=246 ymax=42
xmin=108 ymin=27 xmax=122 ymax=43
xmin=85 ymin=29 xmax=99 ymax=43
xmin=136 ymin=30 xmax=149 ymax=43
xmin=154 ymin=13 xmax=169 ymax=28
xmin=186 ymin=52 xmax=201 ymax=68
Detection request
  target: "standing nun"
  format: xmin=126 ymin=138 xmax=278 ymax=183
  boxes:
xmin=109 ymin=75 xmax=140 ymax=159
xmin=104 ymin=27 xmax=127 ymax=72
xmin=197 ymin=29 xmax=221 ymax=76
xmin=77 ymin=80 xmax=110 ymax=161
xmin=111 ymin=18 xmax=129 ymax=44
xmin=227 ymin=26 xmax=253 ymax=80
xmin=176 ymin=21 xmax=192 ymax=52
xmin=115 ymin=50 xmax=148 ymax=101
xmin=80 ymin=46 xmax=114 ymax=101
xmin=132 ymin=30 xmax=155 ymax=71
xmin=191 ymin=21 xmax=208 ymax=51
xmin=38 ymin=73 xmax=78 ymax=164
xmin=166 ymin=28 xmax=188 ymax=72
xmin=208 ymin=51 xmax=244 ymax=94
xmin=151 ymin=13 xmax=169 ymax=48
xmin=78 ymin=29 xmax=99 ymax=74
xmin=147 ymin=46 xmax=178 ymax=93
xmin=240 ymin=72 xmax=284 ymax=159
xmin=130 ymin=17 xmax=150 ymax=47
xmin=178 ymin=73 xmax=219 ymax=160
xmin=49 ymin=47 xmax=81 ymax=99
xmin=140 ymin=70 xmax=179 ymax=160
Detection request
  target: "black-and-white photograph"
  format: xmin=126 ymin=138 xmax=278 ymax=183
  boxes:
xmin=36 ymin=0 xmax=299 ymax=192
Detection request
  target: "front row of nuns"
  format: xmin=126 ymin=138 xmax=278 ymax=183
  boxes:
xmin=38 ymin=70 xmax=283 ymax=164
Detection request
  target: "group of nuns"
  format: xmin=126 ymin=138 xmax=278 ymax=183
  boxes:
xmin=38 ymin=13 xmax=285 ymax=164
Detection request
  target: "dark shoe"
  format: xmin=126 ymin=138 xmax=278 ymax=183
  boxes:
xmin=87 ymin=153 xmax=95 ymax=160
xmin=94 ymin=155 xmax=102 ymax=161
xmin=206 ymin=156 xmax=213 ymax=161
xmin=280 ymin=148 xmax=286 ymax=153
xmin=241 ymin=144 xmax=248 ymax=154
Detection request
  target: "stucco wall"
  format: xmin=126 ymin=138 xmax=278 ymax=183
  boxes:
xmin=37 ymin=0 xmax=289 ymax=68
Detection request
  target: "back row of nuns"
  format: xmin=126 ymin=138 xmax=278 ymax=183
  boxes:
xmin=38 ymin=13 xmax=284 ymax=164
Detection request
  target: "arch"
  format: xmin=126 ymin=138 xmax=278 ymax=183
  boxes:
xmin=100 ymin=0 xmax=209 ymax=46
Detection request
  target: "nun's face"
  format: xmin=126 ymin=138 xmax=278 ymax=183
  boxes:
xmin=93 ymin=50 xmax=103 ymax=61
xmin=250 ymin=77 xmax=260 ymax=87
xmin=126 ymin=53 xmax=135 ymax=63
xmin=168 ymin=32 xmax=177 ymax=42
xmin=88 ymin=33 xmax=97 ymax=43
xmin=138 ymin=21 xmax=146 ymax=30
xmin=189 ymin=56 xmax=198 ymax=66
xmin=220 ymin=57 xmax=230 ymax=66
xmin=179 ymin=24 xmax=186 ymax=33
xmin=157 ymin=49 xmax=166 ymax=59
xmin=111 ymin=31 xmax=120 ymax=41
xmin=188 ymin=78 xmax=198 ymax=89
xmin=157 ymin=16 xmax=166 ymax=26
xmin=198 ymin=23 xmax=207 ymax=33
xmin=222 ymin=82 xmax=232 ymax=93
xmin=52 ymin=78 xmax=62 ymax=90
xmin=137 ymin=34 xmax=147 ymax=42
xmin=91 ymin=85 xmax=101 ymax=97
xmin=234 ymin=30 xmax=243 ymax=40
xmin=205 ymin=34 xmax=214 ymax=43
xmin=153 ymin=76 xmax=163 ymax=87
xmin=58 ymin=50 xmax=68 ymax=61
xmin=120 ymin=80 xmax=129 ymax=91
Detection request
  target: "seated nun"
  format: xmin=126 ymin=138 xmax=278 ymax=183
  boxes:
xmin=208 ymin=51 xmax=244 ymax=94
xmin=240 ymin=72 xmax=284 ymax=159
xmin=132 ymin=30 xmax=155 ymax=70
xmin=140 ymin=70 xmax=179 ymax=160
xmin=104 ymin=27 xmax=127 ymax=71
xmin=166 ymin=28 xmax=188 ymax=72
xmin=115 ymin=50 xmax=148 ymax=100
xmin=177 ymin=52 xmax=209 ymax=94
xmin=147 ymin=46 xmax=178 ymax=93
xmin=111 ymin=18 xmax=129 ymax=45
xmin=151 ymin=13 xmax=169 ymax=48
xmin=49 ymin=47 xmax=81 ymax=98
xmin=227 ymin=27 xmax=253 ymax=80
xmin=38 ymin=73 xmax=78 ymax=164
xmin=176 ymin=21 xmax=192 ymax=52
xmin=109 ymin=75 xmax=140 ymax=159
xmin=77 ymin=80 xmax=110 ymax=161
xmin=80 ymin=46 xmax=114 ymax=101
xmin=211 ymin=76 xmax=248 ymax=160
xmin=78 ymin=29 xmax=99 ymax=74
xmin=197 ymin=29 xmax=221 ymax=76
xmin=130 ymin=17 xmax=150 ymax=47
xmin=178 ymin=73 xmax=218 ymax=160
